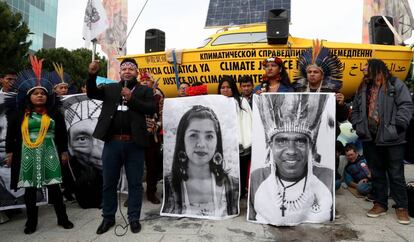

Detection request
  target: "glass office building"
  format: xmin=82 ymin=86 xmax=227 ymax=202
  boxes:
xmin=2 ymin=0 xmax=58 ymax=52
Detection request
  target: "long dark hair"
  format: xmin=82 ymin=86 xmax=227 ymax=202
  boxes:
xmin=359 ymin=58 xmax=392 ymax=91
xmin=171 ymin=105 xmax=227 ymax=206
xmin=367 ymin=59 xmax=391 ymax=81
xmin=24 ymin=88 xmax=58 ymax=116
xmin=261 ymin=59 xmax=291 ymax=91
xmin=218 ymin=75 xmax=243 ymax=109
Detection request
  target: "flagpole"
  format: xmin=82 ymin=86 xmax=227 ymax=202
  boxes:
xmin=92 ymin=38 xmax=97 ymax=61
xmin=83 ymin=0 xmax=107 ymax=62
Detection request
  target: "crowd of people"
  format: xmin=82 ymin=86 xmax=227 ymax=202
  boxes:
xmin=0 ymin=44 xmax=413 ymax=234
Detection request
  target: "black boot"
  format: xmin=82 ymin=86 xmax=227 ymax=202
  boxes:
xmin=96 ymin=219 xmax=115 ymax=234
xmin=49 ymin=185 xmax=74 ymax=229
xmin=147 ymin=193 xmax=161 ymax=204
xmin=54 ymin=202 xmax=74 ymax=229
xmin=58 ymin=219 xmax=74 ymax=229
xmin=24 ymin=206 xmax=38 ymax=234
xmin=62 ymin=189 xmax=75 ymax=202
xmin=24 ymin=188 xmax=38 ymax=234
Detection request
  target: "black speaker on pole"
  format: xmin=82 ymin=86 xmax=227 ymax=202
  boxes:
xmin=369 ymin=16 xmax=395 ymax=45
xmin=266 ymin=9 xmax=289 ymax=45
xmin=145 ymin=29 xmax=165 ymax=53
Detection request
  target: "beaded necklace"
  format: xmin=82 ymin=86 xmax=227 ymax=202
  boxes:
xmin=277 ymin=176 xmax=308 ymax=217
xmin=21 ymin=112 xmax=51 ymax=148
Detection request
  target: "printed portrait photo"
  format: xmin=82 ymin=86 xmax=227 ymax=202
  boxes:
xmin=62 ymin=94 xmax=104 ymax=208
xmin=248 ymin=93 xmax=335 ymax=226
xmin=161 ymin=95 xmax=240 ymax=220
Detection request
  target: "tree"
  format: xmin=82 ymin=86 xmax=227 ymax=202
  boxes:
xmin=0 ymin=2 xmax=31 ymax=74
xmin=71 ymin=48 xmax=108 ymax=88
xmin=36 ymin=47 xmax=107 ymax=92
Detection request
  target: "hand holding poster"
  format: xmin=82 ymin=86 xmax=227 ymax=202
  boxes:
xmin=161 ymin=95 xmax=240 ymax=219
xmin=248 ymin=93 xmax=335 ymax=226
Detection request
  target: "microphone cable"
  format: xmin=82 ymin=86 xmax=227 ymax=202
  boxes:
xmin=114 ymin=82 xmax=130 ymax=237
xmin=114 ymin=177 xmax=129 ymax=237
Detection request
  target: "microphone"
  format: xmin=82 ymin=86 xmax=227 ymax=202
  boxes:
xmin=122 ymin=80 xmax=127 ymax=100
xmin=121 ymin=80 xmax=127 ymax=105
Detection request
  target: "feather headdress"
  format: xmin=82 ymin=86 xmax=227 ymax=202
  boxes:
xmin=6 ymin=55 xmax=55 ymax=111
xmin=256 ymin=93 xmax=328 ymax=144
xmin=255 ymin=93 xmax=330 ymax=165
xmin=50 ymin=62 xmax=70 ymax=87
xmin=295 ymin=40 xmax=343 ymax=82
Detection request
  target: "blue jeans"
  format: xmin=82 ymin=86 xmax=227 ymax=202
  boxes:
xmin=344 ymin=171 xmax=372 ymax=195
xmin=356 ymin=181 xmax=372 ymax=196
xmin=335 ymin=179 xmax=341 ymax=190
xmin=363 ymin=142 xmax=408 ymax=209
xmin=101 ymin=140 xmax=144 ymax=222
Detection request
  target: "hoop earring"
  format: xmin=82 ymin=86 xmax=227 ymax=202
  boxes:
xmin=213 ymin=152 xmax=223 ymax=166
xmin=212 ymin=152 xmax=225 ymax=177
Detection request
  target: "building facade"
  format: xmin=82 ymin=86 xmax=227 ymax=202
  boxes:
xmin=3 ymin=0 xmax=58 ymax=52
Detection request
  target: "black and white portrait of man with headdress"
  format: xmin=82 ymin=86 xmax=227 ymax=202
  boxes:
xmin=248 ymin=93 xmax=335 ymax=226
xmin=61 ymin=94 xmax=104 ymax=208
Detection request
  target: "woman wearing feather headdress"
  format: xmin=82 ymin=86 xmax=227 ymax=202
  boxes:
xmin=5 ymin=55 xmax=73 ymax=234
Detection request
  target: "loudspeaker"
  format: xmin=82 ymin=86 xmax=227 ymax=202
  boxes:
xmin=266 ymin=9 xmax=289 ymax=45
xmin=369 ymin=16 xmax=394 ymax=45
xmin=145 ymin=29 xmax=165 ymax=53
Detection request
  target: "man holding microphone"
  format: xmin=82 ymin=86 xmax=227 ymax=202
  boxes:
xmin=87 ymin=59 xmax=155 ymax=234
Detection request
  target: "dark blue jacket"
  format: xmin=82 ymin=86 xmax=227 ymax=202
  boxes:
xmin=344 ymin=155 xmax=370 ymax=184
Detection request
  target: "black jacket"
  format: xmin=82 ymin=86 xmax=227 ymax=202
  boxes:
xmin=86 ymin=74 xmax=156 ymax=147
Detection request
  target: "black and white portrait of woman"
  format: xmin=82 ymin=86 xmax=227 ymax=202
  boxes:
xmin=248 ymin=93 xmax=335 ymax=226
xmin=161 ymin=95 xmax=240 ymax=219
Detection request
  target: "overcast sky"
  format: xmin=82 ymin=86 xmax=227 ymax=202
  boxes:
xmin=56 ymin=0 xmax=414 ymax=55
